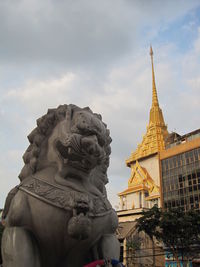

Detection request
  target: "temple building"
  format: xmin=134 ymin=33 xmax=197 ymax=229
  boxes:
xmin=117 ymin=47 xmax=167 ymax=266
xmin=118 ymin=46 xmax=168 ymax=223
xmin=117 ymin=47 xmax=200 ymax=266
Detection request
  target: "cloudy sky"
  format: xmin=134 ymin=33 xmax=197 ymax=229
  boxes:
xmin=1 ymin=0 xmax=200 ymax=209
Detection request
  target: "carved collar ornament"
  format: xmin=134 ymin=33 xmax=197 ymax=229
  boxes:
xmin=19 ymin=176 xmax=112 ymax=217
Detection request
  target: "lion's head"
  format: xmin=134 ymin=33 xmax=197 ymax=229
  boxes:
xmin=19 ymin=104 xmax=112 ymax=192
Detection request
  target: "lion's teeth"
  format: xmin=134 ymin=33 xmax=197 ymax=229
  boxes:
xmin=68 ymin=147 xmax=71 ymax=154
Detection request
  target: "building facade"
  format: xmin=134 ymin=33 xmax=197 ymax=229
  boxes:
xmin=160 ymin=129 xmax=200 ymax=211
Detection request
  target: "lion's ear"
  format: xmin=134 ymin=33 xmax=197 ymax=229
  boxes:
xmin=94 ymin=113 xmax=102 ymax=120
xmin=83 ymin=106 xmax=92 ymax=113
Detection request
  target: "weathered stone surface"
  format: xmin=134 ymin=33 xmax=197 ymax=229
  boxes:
xmin=2 ymin=104 xmax=120 ymax=267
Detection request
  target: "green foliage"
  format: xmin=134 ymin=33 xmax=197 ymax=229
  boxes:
xmin=136 ymin=205 xmax=161 ymax=267
xmin=126 ymin=234 xmax=142 ymax=250
xmin=136 ymin=205 xmax=161 ymax=240
xmin=159 ymin=208 xmax=200 ymax=259
xmin=136 ymin=206 xmax=200 ymax=265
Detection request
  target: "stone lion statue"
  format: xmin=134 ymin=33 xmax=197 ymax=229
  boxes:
xmin=2 ymin=104 xmax=120 ymax=267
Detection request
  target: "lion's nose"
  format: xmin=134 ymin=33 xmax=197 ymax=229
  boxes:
xmin=81 ymin=135 xmax=97 ymax=147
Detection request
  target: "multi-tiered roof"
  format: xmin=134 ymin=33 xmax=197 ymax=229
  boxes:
xmin=126 ymin=46 xmax=168 ymax=166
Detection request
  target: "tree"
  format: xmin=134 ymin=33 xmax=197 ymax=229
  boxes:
xmin=126 ymin=233 xmax=143 ymax=266
xmin=136 ymin=205 xmax=161 ymax=267
xmin=158 ymin=208 xmax=200 ymax=267
xmin=136 ymin=206 xmax=200 ymax=267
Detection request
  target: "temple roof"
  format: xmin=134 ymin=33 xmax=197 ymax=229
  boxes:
xmin=126 ymin=46 xmax=168 ymax=166
xmin=118 ymin=161 xmax=160 ymax=199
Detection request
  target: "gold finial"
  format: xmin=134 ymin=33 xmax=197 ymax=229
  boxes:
xmin=150 ymin=45 xmax=159 ymax=107
xmin=150 ymin=45 xmax=153 ymax=57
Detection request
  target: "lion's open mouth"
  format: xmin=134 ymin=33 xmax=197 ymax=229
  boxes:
xmin=56 ymin=140 xmax=93 ymax=173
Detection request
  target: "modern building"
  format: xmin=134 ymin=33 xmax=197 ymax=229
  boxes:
xmin=160 ymin=131 xmax=200 ymax=266
xmin=117 ymin=47 xmax=200 ymax=266
xmin=160 ymin=129 xmax=200 ymax=211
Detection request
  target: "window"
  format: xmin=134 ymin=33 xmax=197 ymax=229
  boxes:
xmin=179 ymin=189 xmax=183 ymax=195
xmin=161 ymin=147 xmax=200 ymax=211
xmin=194 ymin=151 xmax=198 ymax=161
xmin=194 ymin=195 xmax=199 ymax=203
xmin=139 ymin=192 xmax=142 ymax=208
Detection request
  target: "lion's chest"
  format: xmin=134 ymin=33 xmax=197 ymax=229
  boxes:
xmin=25 ymin=191 xmax=114 ymax=256
xmin=10 ymin=178 xmax=117 ymax=265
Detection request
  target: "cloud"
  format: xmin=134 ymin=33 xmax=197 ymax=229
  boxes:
xmin=0 ymin=0 xmax=199 ymax=68
xmin=5 ymin=73 xmax=77 ymax=114
xmin=0 ymin=0 xmax=136 ymax=67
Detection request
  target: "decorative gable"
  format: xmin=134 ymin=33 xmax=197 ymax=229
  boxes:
xmin=128 ymin=161 xmax=146 ymax=188
xmin=119 ymin=161 xmax=160 ymax=200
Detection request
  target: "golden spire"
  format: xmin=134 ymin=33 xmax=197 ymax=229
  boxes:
xmin=126 ymin=46 xmax=168 ymax=165
xmin=150 ymin=45 xmax=159 ymax=107
xmin=149 ymin=46 xmax=165 ymax=126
